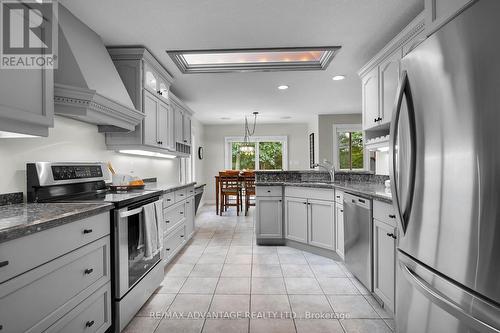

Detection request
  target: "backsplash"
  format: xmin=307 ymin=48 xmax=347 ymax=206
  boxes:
xmin=255 ymin=170 xmax=389 ymax=184
xmin=0 ymin=192 xmax=23 ymax=206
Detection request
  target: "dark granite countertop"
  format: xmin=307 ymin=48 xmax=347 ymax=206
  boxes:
xmin=255 ymin=181 xmax=392 ymax=203
xmin=0 ymin=202 xmax=113 ymax=244
xmin=144 ymin=182 xmax=197 ymax=194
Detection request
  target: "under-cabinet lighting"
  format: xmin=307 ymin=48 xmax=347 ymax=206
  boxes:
xmin=278 ymin=85 xmax=289 ymax=90
xmin=377 ymin=147 xmax=390 ymax=152
xmin=0 ymin=131 xmax=39 ymax=138
xmin=118 ymin=150 xmax=176 ymax=159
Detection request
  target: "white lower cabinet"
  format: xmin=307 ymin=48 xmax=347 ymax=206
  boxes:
xmin=373 ymin=217 xmax=397 ymax=312
xmin=162 ymin=185 xmax=195 ymax=265
xmin=0 ymin=212 xmax=111 ymax=333
xmin=256 ymin=197 xmax=283 ymax=239
xmin=335 ymin=203 xmax=345 ymax=259
xmin=308 ymin=200 xmax=335 ymax=250
xmin=284 ymin=197 xmax=308 ymax=243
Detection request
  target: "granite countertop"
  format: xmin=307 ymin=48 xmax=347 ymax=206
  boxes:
xmin=0 ymin=202 xmax=113 ymax=244
xmin=144 ymin=182 xmax=197 ymax=194
xmin=256 ymin=181 xmax=392 ymax=203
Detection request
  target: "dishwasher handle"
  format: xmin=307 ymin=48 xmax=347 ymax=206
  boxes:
xmin=343 ymin=193 xmax=371 ymax=209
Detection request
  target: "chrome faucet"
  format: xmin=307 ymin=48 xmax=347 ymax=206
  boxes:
xmin=313 ymin=160 xmax=336 ymax=181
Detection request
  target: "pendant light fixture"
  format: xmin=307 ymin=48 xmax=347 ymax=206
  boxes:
xmin=240 ymin=112 xmax=258 ymax=155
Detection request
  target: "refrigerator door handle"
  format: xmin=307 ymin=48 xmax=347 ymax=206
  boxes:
xmin=399 ymin=260 xmax=500 ymax=333
xmin=389 ymin=70 xmax=417 ymax=234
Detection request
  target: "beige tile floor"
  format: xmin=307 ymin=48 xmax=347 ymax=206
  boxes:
xmin=123 ymin=205 xmax=394 ymax=333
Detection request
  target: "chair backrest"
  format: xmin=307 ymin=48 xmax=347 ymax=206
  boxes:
xmin=242 ymin=171 xmax=255 ymax=190
xmin=219 ymin=171 xmax=241 ymax=189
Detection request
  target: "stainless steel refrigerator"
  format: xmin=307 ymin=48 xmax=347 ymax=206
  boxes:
xmin=390 ymin=0 xmax=500 ymax=332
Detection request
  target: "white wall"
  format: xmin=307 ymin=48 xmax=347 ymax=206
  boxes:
xmin=203 ymin=123 xmax=310 ymax=202
xmin=0 ymin=116 xmax=184 ymax=198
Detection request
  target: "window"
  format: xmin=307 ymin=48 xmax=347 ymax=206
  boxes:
xmin=334 ymin=125 xmax=365 ymax=170
xmin=225 ymin=136 xmax=287 ymax=171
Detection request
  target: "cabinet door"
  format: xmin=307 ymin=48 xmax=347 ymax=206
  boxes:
xmin=308 ymin=200 xmax=335 ymax=250
xmin=373 ymin=219 xmax=396 ymax=312
xmin=335 ymin=203 xmax=345 ymax=259
xmin=256 ymin=197 xmax=283 ymax=238
xmin=184 ymin=199 xmax=195 ymax=239
xmin=182 ymin=114 xmax=192 ymax=145
xmin=379 ymin=50 xmax=401 ymax=126
xmin=174 ymin=106 xmax=184 ymax=144
xmin=143 ymin=90 xmax=159 ymax=146
xmin=362 ymin=67 xmax=380 ymax=130
xmin=157 ymin=101 xmax=169 ymax=148
xmin=284 ymin=197 xmax=308 ymax=243
xmin=143 ymin=62 xmax=159 ymax=95
xmin=425 ymin=0 xmax=474 ymax=36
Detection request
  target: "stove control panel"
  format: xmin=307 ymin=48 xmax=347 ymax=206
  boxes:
xmin=52 ymin=165 xmax=103 ymax=180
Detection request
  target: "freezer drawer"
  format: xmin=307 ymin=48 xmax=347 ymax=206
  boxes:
xmin=396 ymin=251 xmax=500 ymax=333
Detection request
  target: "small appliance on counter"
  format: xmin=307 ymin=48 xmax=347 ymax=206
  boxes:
xmin=26 ymin=162 xmax=164 ymax=332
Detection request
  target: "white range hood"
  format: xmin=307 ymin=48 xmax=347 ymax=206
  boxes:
xmin=54 ymin=5 xmax=144 ymax=132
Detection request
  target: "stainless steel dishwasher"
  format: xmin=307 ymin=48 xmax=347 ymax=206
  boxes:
xmin=343 ymin=193 xmax=373 ymax=291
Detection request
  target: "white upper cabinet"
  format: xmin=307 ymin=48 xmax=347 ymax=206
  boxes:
xmin=359 ymin=12 xmax=425 ymax=132
xmin=0 ymin=67 xmax=54 ymax=137
xmin=425 ymin=0 xmax=475 ymax=36
xmin=378 ymin=50 xmax=401 ymax=127
xmin=105 ymin=47 xmax=193 ymax=155
xmin=362 ymin=67 xmax=380 ymax=131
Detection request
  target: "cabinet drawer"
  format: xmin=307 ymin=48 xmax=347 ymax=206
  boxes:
xmin=186 ymin=186 xmax=195 ymax=198
xmin=0 ymin=236 xmax=110 ymax=333
xmin=256 ymin=186 xmax=282 ymax=197
xmin=174 ymin=188 xmax=188 ymax=202
xmin=0 ymin=212 xmax=110 ymax=284
xmin=373 ymin=200 xmax=397 ymax=227
xmin=285 ymin=187 xmax=334 ymax=201
xmin=46 ymin=282 xmax=111 ymax=333
xmin=164 ymin=201 xmax=185 ymax=235
xmin=163 ymin=192 xmax=175 ymax=208
xmin=164 ymin=223 xmax=186 ymax=262
xmin=334 ymin=190 xmax=344 ymax=204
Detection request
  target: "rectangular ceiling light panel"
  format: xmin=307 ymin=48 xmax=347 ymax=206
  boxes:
xmin=167 ymin=47 xmax=341 ymax=73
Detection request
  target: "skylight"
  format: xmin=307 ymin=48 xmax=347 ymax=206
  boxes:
xmin=167 ymin=47 xmax=341 ymax=73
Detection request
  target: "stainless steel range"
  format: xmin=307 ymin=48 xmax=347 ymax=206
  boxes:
xmin=27 ymin=162 xmax=164 ymax=332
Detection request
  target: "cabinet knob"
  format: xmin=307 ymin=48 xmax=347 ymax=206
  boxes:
xmin=388 ymin=214 xmax=396 ymax=219
xmin=85 ymin=320 xmax=95 ymax=328
xmin=340 ymin=209 xmax=343 ymax=212
xmin=166 ymin=220 xmax=170 ymax=223
xmin=84 ymin=268 xmax=94 ymax=275
xmin=386 ymin=232 xmax=397 ymax=239
xmin=166 ymin=248 xmax=170 ymax=251
xmin=303 ymin=202 xmax=307 ymax=205
xmin=83 ymin=229 xmax=92 ymax=234
xmin=180 ymin=235 xmax=184 ymax=238
xmin=374 ymin=118 xmax=377 ymax=123
xmin=0 ymin=260 xmax=9 ymax=268
xmin=180 ymin=212 xmax=184 ymax=214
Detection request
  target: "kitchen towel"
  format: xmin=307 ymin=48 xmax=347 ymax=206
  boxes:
xmin=142 ymin=201 xmax=162 ymax=259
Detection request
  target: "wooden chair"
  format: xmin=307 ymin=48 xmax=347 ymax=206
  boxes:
xmin=242 ymin=171 xmax=255 ymax=216
xmin=219 ymin=171 xmax=242 ymax=216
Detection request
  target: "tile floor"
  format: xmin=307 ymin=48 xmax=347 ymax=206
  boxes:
xmin=123 ymin=205 xmax=394 ymax=333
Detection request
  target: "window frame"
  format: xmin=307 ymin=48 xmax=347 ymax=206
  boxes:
xmin=332 ymin=124 xmax=368 ymax=171
xmin=224 ymin=136 xmax=288 ymax=171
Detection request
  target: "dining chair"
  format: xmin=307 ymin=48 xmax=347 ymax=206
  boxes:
xmin=242 ymin=171 xmax=255 ymax=216
xmin=219 ymin=171 xmax=242 ymax=216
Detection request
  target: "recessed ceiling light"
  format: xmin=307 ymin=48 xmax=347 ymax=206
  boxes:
xmin=278 ymin=85 xmax=289 ymax=90
xmin=167 ymin=46 xmax=341 ymax=73
xmin=332 ymin=75 xmax=346 ymax=81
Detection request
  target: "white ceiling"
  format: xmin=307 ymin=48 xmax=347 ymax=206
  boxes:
xmin=60 ymin=0 xmax=423 ymax=124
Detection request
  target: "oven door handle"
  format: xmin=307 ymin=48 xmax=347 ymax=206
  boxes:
xmin=118 ymin=199 xmax=162 ymax=219
xmin=119 ymin=207 xmax=144 ymax=218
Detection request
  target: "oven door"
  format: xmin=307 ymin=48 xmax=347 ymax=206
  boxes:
xmin=115 ymin=196 xmax=162 ymax=299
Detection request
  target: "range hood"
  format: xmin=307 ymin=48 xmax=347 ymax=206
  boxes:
xmin=54 ymin=5 xmax=143 ymax=131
